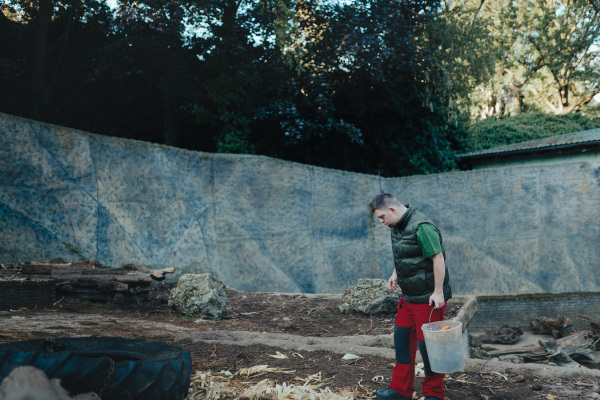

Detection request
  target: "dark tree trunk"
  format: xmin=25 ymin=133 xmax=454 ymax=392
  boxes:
xmin=30 ymin=0 xmax=52 ymax=118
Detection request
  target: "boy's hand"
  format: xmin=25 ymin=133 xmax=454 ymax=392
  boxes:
xmin=389 ymin=270 xmax=398 ymax=291
xmin=429 ymin=291 xmax=445 ymax=309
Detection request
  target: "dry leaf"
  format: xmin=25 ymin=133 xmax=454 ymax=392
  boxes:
xmin=491 ymin=371 xmax=508 ymax=381
xmin=268 ymin=351 xmax=288 ymax=359
xmin=238 ymin=364 xmax=295 ymax=377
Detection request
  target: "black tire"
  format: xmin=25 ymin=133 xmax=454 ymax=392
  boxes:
xmin=0 ymin=336 xmax=192 ymax=400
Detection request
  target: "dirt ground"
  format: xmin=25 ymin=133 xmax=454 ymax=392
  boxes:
xmin=1 ymin=282 xmax=599 ymax=399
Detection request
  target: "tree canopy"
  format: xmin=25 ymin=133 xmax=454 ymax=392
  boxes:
xmin=1 ymin=0 xmax=599 ymax=176
xmin=471 ymin=0 xmax=600 ymax=119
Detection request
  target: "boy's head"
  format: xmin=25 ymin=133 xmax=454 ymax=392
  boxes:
xmin=369 ymin=193 xmax=406 ymax=227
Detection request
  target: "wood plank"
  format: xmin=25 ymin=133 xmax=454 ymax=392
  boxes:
xmin=21 ymin=260 xmax=99 ymax=275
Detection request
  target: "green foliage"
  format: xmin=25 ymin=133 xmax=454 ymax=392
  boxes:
xmin=416 ymin=0 xmax=496 ymax=118
xmin=468 ymin=0 xmax=600 ymax=118
xmin=0 ymin=0 xmax=488 ymax=177
xmin=464 ymin=110 xmax=600 ymax=152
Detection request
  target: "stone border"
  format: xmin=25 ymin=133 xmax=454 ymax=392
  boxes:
xmin=470 ymin=292 xmax=600 ymax=331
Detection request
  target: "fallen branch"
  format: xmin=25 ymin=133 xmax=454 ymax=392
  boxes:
xmin=52 ymin=296 xmax=65 ymax=306
xmin=443 ymin=377 xmax=477 ymax=385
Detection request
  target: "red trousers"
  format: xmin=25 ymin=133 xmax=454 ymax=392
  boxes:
xmin=390 ymin=297 xmax=445 ymax=399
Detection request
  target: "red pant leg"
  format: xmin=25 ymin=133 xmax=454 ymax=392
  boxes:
xmin=390 ymin=298 xmax=417 ymax=398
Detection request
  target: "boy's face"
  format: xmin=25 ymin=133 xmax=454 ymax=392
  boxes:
xmin=374 ymin=207 xmax=400 ymax=227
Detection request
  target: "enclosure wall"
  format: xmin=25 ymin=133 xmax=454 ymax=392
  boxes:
xmin=1 ymin=113 xmax=599 ymax=294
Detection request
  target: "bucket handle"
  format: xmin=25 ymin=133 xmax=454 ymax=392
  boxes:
xmin=428 ymin=302 xmax=443 ymax=323
xmin=429 ymin=306 xmax=435 ymax=323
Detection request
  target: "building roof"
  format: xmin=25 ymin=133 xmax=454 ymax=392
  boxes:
xmin=459 ymin=128 xmax=600 ymax=160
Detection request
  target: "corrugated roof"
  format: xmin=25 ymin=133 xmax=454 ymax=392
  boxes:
xmin=459 ymin=128 xmax=600 ymax=159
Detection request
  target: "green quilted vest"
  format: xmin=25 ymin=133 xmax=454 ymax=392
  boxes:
xmin=391 ymin=206 xmax=452 ymax=304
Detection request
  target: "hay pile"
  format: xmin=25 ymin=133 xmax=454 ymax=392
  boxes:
xmin=185 ymin=365 xmax=371 ymax=399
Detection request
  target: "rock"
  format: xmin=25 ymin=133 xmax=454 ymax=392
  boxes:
xmin=168 ymin=274 xmax=227 ymax=318
xmin=338 ymin=278 xmax=401 ymax=314
xmin=469 ymin=347 xmax=491 ymax=360
xmin=0 ymin=366 xmax=100 ymax=400
xmin=498 ymin=354 xmax=523 ymax=364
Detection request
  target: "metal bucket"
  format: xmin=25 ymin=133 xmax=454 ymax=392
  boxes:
xmin=421 ymin=320 xmax=464 ymax=373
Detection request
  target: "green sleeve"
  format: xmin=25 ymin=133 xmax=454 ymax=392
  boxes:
xmin=416 ymin=223 xmax=443 ymax=259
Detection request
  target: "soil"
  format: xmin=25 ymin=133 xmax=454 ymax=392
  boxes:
xmin=1 ymin=282 xmax=599 ymax=400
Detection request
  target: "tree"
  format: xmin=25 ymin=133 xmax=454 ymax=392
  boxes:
xmin=476 ymin=0 xmax=600 ymax=117
xmin=0 ymin=0 xmax=115 ymax=119
xmin=0 ymin=0 xmax=201 ymax=146
xmin=0 ymin=0 xmax=491 ymax=177
xmin=280 ymin=0 xmax=471 ymax=175
xmin=180 ymin=0 xmax=301 ymax=155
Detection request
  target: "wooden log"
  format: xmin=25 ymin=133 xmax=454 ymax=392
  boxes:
xmin=50 ymin=270 xmax=153 ymax=284
xmin=19 ymin=260 xmax=174 ymax=303
xmin=531 ymin=315 xmax=575 ymax=338
xmin=487 ymin=345 xmax=548 ymax=362
xmin=56 ymin=279 xmax=130 ymax=293
xmin=121 ymin=263 xmax=175 ymax=281
xmin=21 ymin=260 xmax=100 ymax=275
xmin=579 ymin=314 xmax=600 ymax=335
xmin=487 ymin=332 xmax=600 ymax=366
xmin=488 ymin=333 xmax=581 ymax=356
xmin=21 ymin=261 xmax=173 ymax=281
xmin=19 ymin=264 xmax=52 ymax=275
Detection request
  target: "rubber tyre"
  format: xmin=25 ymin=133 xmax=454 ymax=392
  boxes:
xmin=0 ymin=336 xmax=192 ymax=400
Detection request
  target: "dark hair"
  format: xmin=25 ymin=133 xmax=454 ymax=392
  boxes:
xmin=369 ymin=193 xmax=400 ymax=213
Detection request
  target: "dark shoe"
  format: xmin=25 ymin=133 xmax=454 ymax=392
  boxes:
xmin=375 ymin=387 xmax=411 ymax=400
